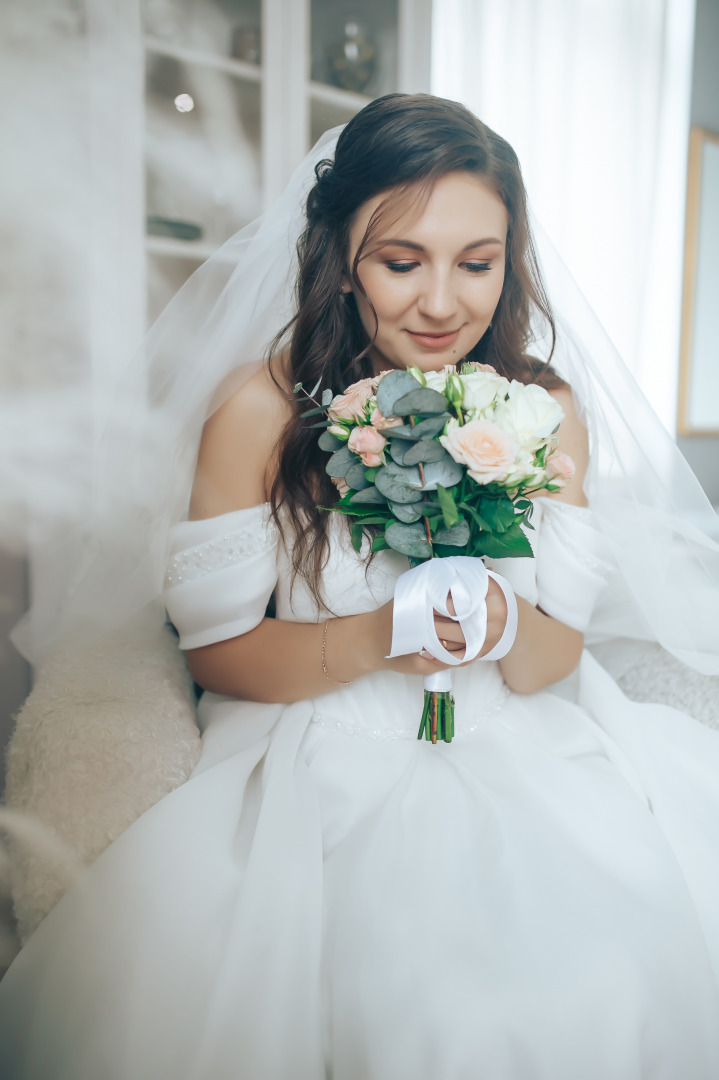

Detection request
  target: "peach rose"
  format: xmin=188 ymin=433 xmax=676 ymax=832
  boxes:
xmin=546 ymin=451 xmax=575 ymax=483
xmin=348 ymin=425 xmax=387 ymax=467
xmin=440 ymin=418 xmax=517 ymax=484
xmin=370 ymin=407 xmax=403 ymax=431
xmin=328 ymin=377 xmax=375 ymax=421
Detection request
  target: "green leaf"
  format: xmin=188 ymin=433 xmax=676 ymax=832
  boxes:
xmin=436 ymin=484 xmax=460 ymax=528
xmin=433 ymin=520 xmax=470 ymax=547
xmin=300 ymin=405 xmax=326 ymax=418
xmin=475 ymin=523 xmax=533 ymax=559
xmin=325 ymin=444 xmax=358 ymax=478
xmin=385 ymin=521 xmax=432 ymax=559
xmin=392 ymin=386 xmax=448 ymax=416
xmin=402 ymin=439 xmax=449 ymax=466
xmin=375 ymin=370 xmax=422 ymax=417
xmin=318 ymin=430 xmax=344 ymax=452
xmin=477 ymin=495 xmax=516 ymax=533
xmin=321 ymin=387 xmax=333 ymax=406
xmin=371 ymin=535 xmax=390 ymax=553
xmin=293 ymin=382 xmax=303 ymax=394
xmin=344 ymin=462 xmax=370 ymax=490
xmin=461 ymin=502 xmax=492 ymax=532
xmin=351 ymin=522 xmax=364 ymax=552
xmin=309 ymin=377 xmax=322 ymax=397
xmin=364 ymin=466 xmax=380 ymax=481
xmin=307 ymin=420 xmax=331 ymax=429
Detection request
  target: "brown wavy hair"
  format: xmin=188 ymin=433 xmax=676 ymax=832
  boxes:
xmin=268 ymin=93 xmax=564 ymax=606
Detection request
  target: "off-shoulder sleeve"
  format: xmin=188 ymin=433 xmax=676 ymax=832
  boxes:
xmin=163 ymin=504 xmax=279 ymax=650
xmin=534 ymin=497 xmax=614 ymax=633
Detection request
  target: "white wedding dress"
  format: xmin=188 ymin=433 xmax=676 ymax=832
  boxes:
xmin=2 ymin=498 xmax=719 ymax=1079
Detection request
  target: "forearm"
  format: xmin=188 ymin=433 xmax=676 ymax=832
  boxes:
xmin=185 ymin=611 xmax=379 ymax=704
xmin=499 ymin=597 xmax=584 ymax=694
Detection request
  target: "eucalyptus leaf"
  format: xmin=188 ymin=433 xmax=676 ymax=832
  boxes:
xmin=325 ymin=444 xmax=358 ymax=478
xmin=375 ymin=464 xmax=424 ymax=504
xmin=349 ymin=486 xmax=387 ymax=505
xmin=300 ymin=405 xmax=326 ymax=417
xmin=318 ymin=430 xmax=344 ymax=452
xmin=392 ymin=386 xmax=447 ymax=416
xmin=375 ymin=369 xmax=421 ymax=417
xmin=420 ymin=457 xmax=464 ymax=490
xmin=321 ymin=388 xmax=333 ymax=406
xmin=344 ymin=462 xmax=370 ymax=490
xmin=385 ymin=521 xmax=432 ymax=559
xmin=412 ymin=414 xmax=450 ymax=438
xmin=383 ymin=424 xmax=419 ymax=441
xmin=402 ymin=440 xmax=449 ymax=466
xmin=309 ymin=377 xmax=322 ymax=398
xmin=389 ymin=440 xmax=410 ymax=466
xmin=433 ymin=520 xmax=470 ymax=547
xmin=388 ymin=501 xmax=423 ymax=523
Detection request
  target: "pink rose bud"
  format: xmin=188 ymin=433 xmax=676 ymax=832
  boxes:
xmin=546 ymin=451 xmax=576 ymax=483
xmin=327 ymin=378 xmax=375 ymax=421
xmin=370 ymin=407 xmax=403 ymax=431
xmin=348 ymin=425 xmax=387 ymax=467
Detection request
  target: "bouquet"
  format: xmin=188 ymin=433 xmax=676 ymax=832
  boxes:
xmin=296 ymin=362 xmax=574 ymax=743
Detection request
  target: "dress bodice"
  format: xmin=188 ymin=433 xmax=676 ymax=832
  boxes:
xmin=162 ymin=497 xmax=612 ymax=741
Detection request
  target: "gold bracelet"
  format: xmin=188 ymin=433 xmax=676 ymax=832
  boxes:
xmin=321 ymin=620 xmax=353 ymax=686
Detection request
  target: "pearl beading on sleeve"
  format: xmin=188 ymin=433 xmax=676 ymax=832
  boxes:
xmin=164 ymin=516 xmax=279 ymax=588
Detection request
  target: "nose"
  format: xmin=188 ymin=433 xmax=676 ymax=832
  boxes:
xmin=416 ymin=269 xmax=460 ymax=322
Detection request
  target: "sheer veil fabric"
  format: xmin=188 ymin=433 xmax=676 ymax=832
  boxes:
xmin=3 ymin=109 xmax=719 ymax=1080
xmin=10 ymin=123 xmax=719 ymax=678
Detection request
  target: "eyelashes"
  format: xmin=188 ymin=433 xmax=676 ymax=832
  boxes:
xmin=385 ymin=261 xmax=492 ymax=274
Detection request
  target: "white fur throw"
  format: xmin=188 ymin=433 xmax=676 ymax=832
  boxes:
xmin=2 ymin=615 xmax=201 ymax=949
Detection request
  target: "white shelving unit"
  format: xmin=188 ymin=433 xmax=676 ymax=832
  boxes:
xmin=139 ymin=0 xmax=432 ymax=324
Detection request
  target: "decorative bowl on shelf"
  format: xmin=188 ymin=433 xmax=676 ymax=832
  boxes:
xmin=231 ymin=25 xmax=261 ymax=64
xmin=327 ymin=20 xmax=376 ymax=93
xmin=146 ymin=216 xmax=203 ymax=241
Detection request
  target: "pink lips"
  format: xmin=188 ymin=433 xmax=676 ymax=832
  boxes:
xmin=407 ymin=329 xmax=460 ymax=349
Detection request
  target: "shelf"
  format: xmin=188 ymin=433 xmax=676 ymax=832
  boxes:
xmin=145 ymin=235 xmax=218 ymax=260
xmin=144 ymin=36 xmax=261 ymax=82
xmin=308 ymin=80 xmax=371 ymax=112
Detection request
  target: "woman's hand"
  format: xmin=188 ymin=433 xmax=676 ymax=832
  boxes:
xmin=367 ymin=577 xmax=509 ymax=677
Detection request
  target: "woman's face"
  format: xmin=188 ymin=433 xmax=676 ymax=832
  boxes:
xmin=345 ymin=171 xmax=508 ymax=377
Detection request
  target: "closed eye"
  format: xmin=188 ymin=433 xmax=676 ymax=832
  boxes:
xmin=462 ymin=261 xmax=492 ymax=273
xmin=386 ymin=261 xmax=418 ymax=273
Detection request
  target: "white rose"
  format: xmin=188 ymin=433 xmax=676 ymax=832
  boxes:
xmin=460 ymin=371 xmax=510 ymax=416
xmin=423 ymin=369 xmax=448 ymax=393
xmin=495 ymin=381 xmax=564 ymax=452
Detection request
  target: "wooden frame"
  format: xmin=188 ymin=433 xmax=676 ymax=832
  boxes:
xmin=678 ymin=126 xmax=719 ymax=436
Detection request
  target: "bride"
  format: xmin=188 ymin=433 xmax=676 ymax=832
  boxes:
xmin=2 ymin=92 xmax=719 ymax=1079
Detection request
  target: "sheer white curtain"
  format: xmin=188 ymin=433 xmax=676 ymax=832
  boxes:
xmin=431 ymin=0 xmax=696 ymax=433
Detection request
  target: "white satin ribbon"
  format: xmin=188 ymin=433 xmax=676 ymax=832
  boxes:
xmin=386 ymin=556 xmax=519 ymax=678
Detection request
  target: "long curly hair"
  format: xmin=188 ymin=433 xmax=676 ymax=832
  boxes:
xmin=268 ymin=93 xmax=563 ymax=607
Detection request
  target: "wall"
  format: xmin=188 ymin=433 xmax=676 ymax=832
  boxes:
xmin=678 ymin=0 xmax=719 ymax=504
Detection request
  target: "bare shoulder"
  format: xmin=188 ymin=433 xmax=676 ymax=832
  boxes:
xmin=546 ymin=385 xmax=589 ymax=507
xmin=188 ymin=357 xmax=294 ymax=520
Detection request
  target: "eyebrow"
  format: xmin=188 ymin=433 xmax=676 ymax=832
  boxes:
xmin=375 ymin=238 xmax=504 ymax=252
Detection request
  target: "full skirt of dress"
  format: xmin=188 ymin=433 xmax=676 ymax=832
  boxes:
xmin=2 ymin=650 xmax=719 ymax=1080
